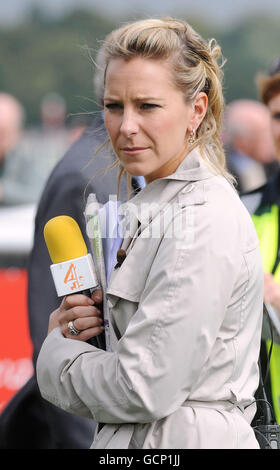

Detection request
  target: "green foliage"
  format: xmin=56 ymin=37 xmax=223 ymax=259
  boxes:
xmin=0 ymin=9 xmax=117 ymax=124
xmin=0 ymin=9 xmax=279 ymax=125
xmin=214 ymin=15 xmax=280 ymax=105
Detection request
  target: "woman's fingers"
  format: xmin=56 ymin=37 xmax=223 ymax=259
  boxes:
xmin=56 ymin=292 xmax=105 ymax=341
xmin=91 ymin=289 xmax=103 ymax=304
xmin=62 ymin=315 xmax=104 ymax=339
xmin=72 ymin=314 xmax=103 ymax=332
xmin=62 ymin=305 xmax=102 ymax=320
xmin=60 ymin=290 xmax=103 ymax=311
xmin=60 ymin=305 xmax=103 ymax=332
xmin=65 ymin=324 xmax=105 ymax=342
xmin=60 ymin=294 xmax=94 ymax=310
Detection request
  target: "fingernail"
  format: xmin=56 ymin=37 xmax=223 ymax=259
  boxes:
xmin=93 ymin=293 xmax=102 ymax=302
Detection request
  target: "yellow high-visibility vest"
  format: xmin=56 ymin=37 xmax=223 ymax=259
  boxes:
xmin=252 ymin=204 xmax=280 ymax=423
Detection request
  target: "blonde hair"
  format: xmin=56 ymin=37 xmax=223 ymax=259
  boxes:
xmin=95 ymin=17 xmax=232 ymax=186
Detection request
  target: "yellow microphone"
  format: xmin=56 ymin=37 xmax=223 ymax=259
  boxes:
xmin=44 ymin=215 xmax=99 ymax=298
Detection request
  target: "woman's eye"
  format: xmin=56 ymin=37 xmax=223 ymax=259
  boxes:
xmin=105 ymin=103 xmax=123 ymax=111
xmin=140 ymin=103 xmax=158 ymax=110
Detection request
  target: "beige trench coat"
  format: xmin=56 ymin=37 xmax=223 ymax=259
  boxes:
xmin=37 ymin=148 xmax=263 ymax=449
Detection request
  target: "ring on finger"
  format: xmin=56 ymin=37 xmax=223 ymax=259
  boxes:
xmin=67 ymin=320 xmax=80 ymax=336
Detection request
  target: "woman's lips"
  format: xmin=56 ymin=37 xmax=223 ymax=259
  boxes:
xmin=121 ymin=147 xmax=149 ymax=155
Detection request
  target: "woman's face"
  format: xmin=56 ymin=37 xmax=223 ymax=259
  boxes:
xmin=104 ymin=56 xmax=207 ymax=183
xmin=267 ymin=93 xmax=280 ymax=159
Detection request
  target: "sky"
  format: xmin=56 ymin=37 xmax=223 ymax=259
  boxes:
xmin=1 ymin=0 xmax=280 ymax=27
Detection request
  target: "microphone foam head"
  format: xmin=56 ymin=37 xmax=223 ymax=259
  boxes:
xmin=44 ymin=215 xmax=87 ymax=263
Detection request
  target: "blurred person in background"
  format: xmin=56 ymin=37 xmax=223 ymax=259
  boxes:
xmin=0 ymin=92 xmax=43 ymax=205
xmin=242 ymin=58 xmax=280 ymax=425
xmin=0 ymin=93 xmax=23 ymax=173
xmin=39 ymin=92 xmax=70 ymax=164
xmin=41 ymin=92 xmax=66 ymax=130
xmin=21 ymin=92 xmax=71 ymax=188
xmin=223 ymin=99 xmax=277 ymax=195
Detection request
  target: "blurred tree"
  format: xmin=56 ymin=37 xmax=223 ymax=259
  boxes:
xmin=214 ymin=15 xmax=280 ymax=104
xmin=0 ymin=9 xmax=117 ymax=125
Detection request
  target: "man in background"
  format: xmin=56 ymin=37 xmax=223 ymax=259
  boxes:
xmin=0 ymin=93 xmax=23 ymax=173
xmin=223 ymin=99 xmax=276 ymax=194
xmin=0 ymin=92 xmax=61 ymax=206
xmin=0 ymin=93 xmax=34 ymax=205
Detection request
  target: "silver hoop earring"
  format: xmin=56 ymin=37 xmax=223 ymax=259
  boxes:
xmin=189 ymin=130 xmax=196 ymax=145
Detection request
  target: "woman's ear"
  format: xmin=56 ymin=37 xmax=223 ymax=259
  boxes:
xmin=189 ymin=92 xmax=208 ymax=132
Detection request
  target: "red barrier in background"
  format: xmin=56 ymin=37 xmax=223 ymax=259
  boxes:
xmin=0 ymin=268 xmax=33 ymax=413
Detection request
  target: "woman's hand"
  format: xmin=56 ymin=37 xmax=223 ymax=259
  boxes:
xmin=48 ymin=289 xmax=104 ymax=342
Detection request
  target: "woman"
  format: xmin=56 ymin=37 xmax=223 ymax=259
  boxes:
xmin=37 ymin=18 xmax=263 ymax=449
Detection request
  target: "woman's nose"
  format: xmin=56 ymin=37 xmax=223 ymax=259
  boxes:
xmin=120 ymin=109 xmax=139 ymax=137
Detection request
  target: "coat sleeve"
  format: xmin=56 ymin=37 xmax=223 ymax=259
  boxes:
xmin=36 ymin=199 xmax=246 ymax=423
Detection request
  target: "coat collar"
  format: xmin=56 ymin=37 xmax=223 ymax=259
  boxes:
xmin=123 ymin=147 xmax=217 ymax=227
xmin=162 ymin=146 xmax=217 ymax=182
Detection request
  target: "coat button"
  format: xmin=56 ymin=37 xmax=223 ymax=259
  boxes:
xmin=182 ymin=183 xmax=194 ymax=193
